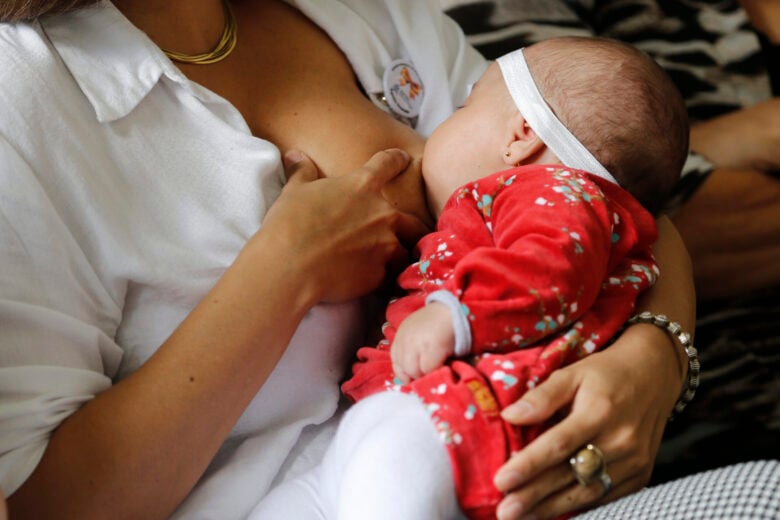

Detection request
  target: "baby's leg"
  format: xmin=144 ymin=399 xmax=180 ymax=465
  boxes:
xmin=247 ymin=464 xmax=327 ymax=519
xmin=321 ymin=392 xmax=465 ymax=520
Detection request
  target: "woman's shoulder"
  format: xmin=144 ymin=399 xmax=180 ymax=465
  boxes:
xmin=287 ymin=0 xmax=487 ymax=136
xmin=0 ymin=21 xmax=60 ymax=84
xmin=0 ymin=21 xmax=74 ymax=124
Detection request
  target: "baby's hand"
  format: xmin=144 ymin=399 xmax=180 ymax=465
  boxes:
xmin=391 ymin=302 xmax=455 ymax=383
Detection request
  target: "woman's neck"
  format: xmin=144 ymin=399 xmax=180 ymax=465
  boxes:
xmin=112 ymin=0 xmax=227 ymax=55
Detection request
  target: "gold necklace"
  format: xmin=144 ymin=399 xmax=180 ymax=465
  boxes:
xmin=162 ymin=0 xmax=237 ymax=65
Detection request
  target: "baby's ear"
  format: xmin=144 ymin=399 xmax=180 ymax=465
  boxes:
xmin=503 ymin=115 xmax=546 ymax=166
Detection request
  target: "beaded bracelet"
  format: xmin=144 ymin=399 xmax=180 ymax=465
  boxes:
xmin=627 ymin=312 xmax=700 ymax=421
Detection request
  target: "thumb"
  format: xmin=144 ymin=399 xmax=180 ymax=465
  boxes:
xmin=283 ymin=149 xmax=321 ymax=184
xmin=393 ymin=211 xmax=433 ymax=249
xmin=501 ymin=371 xmax=578 ymax=425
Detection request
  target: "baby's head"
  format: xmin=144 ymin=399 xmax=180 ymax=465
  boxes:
xmin=422 ymin=36 xmax=688 ymax=217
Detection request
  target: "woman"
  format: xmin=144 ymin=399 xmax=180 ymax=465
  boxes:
xmin=0 ymin=1 xmax=694 ymax=519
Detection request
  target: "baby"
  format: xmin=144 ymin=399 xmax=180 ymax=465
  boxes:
xmin=249 ymin=36 xmax=688 ymax=520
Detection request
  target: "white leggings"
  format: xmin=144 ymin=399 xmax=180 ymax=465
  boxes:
xmin=248 ymin=392 xmax=464 ymax=520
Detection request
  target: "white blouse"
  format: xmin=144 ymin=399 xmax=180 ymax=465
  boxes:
xmin=0 ymin=0 xmax=486 ymax=516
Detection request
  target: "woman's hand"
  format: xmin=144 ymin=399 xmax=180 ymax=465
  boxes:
xmin=259 ymin=148 xmax=429 ymax=304
xmin=492 ymin=217 xmax=694 ymax=520
xmin=492 ymin=324 xmax=680 ymax=519
xmin=391 ymin=302 xmax=455 ymax=383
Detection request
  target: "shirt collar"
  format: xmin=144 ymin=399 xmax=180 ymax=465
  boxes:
xmin=40 ymin=0 xmax=190 ymax=123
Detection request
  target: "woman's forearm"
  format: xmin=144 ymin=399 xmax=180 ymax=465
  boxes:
xmin=634 ymin=217 xmax=696 ymax=378
xmin=672 ymin=168 xmax=780 ymax=301
xmin=740 ymin=0 xmax=780 ymax=42
xmin=689 ymin=98 xmax=780 ymax=173
xmin=8 ymin=236 xmax=319 ymax=520
xmin=681 ymin=98 xmax=780 ymax=300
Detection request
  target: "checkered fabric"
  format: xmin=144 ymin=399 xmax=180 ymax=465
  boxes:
xmin=575 ymin=460 xmax=780 ymax=519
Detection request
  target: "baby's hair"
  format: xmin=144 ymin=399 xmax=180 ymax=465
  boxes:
xmin=524 ymin=37 xmax=689 ymax=215
xmin=0 ymin=0 xmax=99 ymax=22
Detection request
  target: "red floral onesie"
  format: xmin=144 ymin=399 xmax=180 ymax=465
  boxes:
xmin=341 ymin=164 xmax=659 ymax=519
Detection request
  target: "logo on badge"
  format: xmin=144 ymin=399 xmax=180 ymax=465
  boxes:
xmin=382 ymin=59 xmax=424 ymax=120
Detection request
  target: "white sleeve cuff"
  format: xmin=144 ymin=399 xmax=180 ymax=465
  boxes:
xmin=0 ymin=365 xmax=111 ymax=496
xmin=425 ymin=290 xmax=472 ymax=357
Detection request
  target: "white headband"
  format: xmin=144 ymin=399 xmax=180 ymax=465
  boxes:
xmin=496 ymin=48 xmax=618 ymax=185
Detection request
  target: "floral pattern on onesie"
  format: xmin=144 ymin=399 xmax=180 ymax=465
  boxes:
xmin=342 ymin=165 xmax=659 ymax=519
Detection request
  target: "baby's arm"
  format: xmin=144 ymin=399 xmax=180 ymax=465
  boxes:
xmin=391 ymin=169 xmax=658 ymax=382
xmin=433 ymin=170 xmax=657 ymax=357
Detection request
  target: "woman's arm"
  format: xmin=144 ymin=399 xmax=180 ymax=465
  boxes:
xmin=672 ymin=167 xmax=780 ymax=301
xmin=491 ymin=218 xmax=694 ymax=520
xmin=674 ymin=98 xmax=780 ymax=300
xmin=688 ymin=98 xmax=780 ymax=173
xmin=740 ymin=0 xmax=780 ymax=42
xmin=8 ymin=150 xmax=420 ymax=520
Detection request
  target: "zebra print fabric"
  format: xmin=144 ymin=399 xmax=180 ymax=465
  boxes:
xmin=443 ymin=0 xmax=771 ymax=203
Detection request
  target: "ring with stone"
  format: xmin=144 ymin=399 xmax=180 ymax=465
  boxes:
xmin=569 ymin=444 xmax=608 ymax=487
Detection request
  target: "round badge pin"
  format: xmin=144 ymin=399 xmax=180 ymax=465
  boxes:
xmin=382 ymin=59 xmax=424 ymax=120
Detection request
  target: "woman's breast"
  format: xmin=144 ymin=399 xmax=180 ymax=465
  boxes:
xmin=186 ymin=0 xmax=434 ymax=228
xmin=251 ymin=78 xmax=433 ymax=228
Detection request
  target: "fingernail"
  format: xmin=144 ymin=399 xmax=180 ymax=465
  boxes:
xmin=501 ymin=400 xmax=533 ymax=420
xmin=283 ymin=150 xmax=304 ymax=166
xmin=496 ymin=498 xmax=523 ymax=520
xmin=396 ymin=149 xmax=410 ymax=161
xmin=494 ymin=469 xmax=522 ymax=490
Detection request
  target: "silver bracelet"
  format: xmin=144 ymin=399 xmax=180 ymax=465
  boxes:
xmin=627 ymin=311 xmax=700 ymax=421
